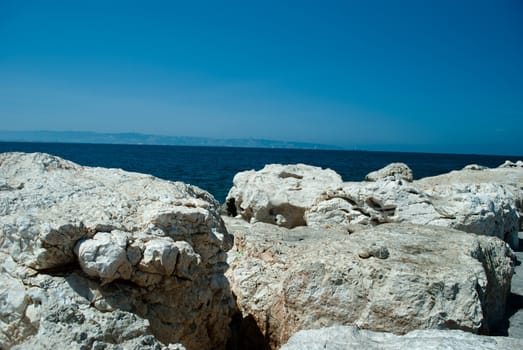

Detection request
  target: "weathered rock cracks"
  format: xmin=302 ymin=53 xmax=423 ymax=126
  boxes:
xmin=228 ymin=162 xmax=522 ymax=248
xmin=416 ymin=162 xmax=523 ymax=245
xmin=0 ymin=152 xmax=234 ymax=350
xmin=307 ymin=179 xmax=519 ymax=248
xmin=2 ymin=153 xmax=522 ymax=350
xmin=224 ymin=161 xmax=523 ymax=349
xmin=225 ymin=217 xmax=515 ymax=348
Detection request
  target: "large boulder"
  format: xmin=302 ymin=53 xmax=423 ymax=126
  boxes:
xmin=225 ymin=164 xmax=342 ymax=228
xmin=281 ymin=326 xmax=523 ymax=350
xmin=225 ymin=217 xmax=514 ymax=349
xmin=0 ymin=152 xmax=234 ymax=350
xmin=416 ymin=161 xmax=523 ymax=204
xmin=226 ymin=163 xmax=521 ymax=248
xmin=306 ymin=179 xmax=520 ymax=248
xmin=365 ymin=162 xmax=413 ymax=182
xmin=416 ymin=162 xmax=523 ymax=234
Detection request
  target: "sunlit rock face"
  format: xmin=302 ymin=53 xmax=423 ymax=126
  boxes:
xmin=225 ymin=217 xmax=514 ymax=349
xmin=365 ymin=162 xmax=413 ymax=182
xmin=416 ymin=162 xmax=523 ymax=245
xmin=307 ymin=178 xmax=520 ymax=248
xmin=0 ymin=152 xmax=234 ymax=350
xmin=227 ymin=161 xmax=522 ymax=248
xmin=226 ymin=163 xmax=342 ymax=228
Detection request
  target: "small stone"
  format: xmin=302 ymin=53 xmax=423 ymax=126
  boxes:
xmin=358 ymin=244 xmax=389 ymax=259
xmin=365 ymin=163 xmax=413 ymax=182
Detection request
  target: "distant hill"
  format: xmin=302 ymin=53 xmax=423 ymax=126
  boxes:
xmin=0 ymin=130 xmax=343 ymax=150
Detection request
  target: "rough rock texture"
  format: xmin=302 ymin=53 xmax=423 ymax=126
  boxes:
xmin=1 ymin=264 xmax=186 ymax=350
xmin=417 ymin=162 xmax=523 ymax=244
xmin=281 ymin=326 xmax=523 ymax=350
xmin=225 ymin=217 xmax=514 ymax=349
xmin=226 ymin=164 xmax=342 ymax=228
xmin=417 ymin=163 xmax=523 ymax=205
xmin=306 ymin=179 xmax=520 ymax=248
xmin=498 ymin=160 xmax=523 ymax=169
xmin=0 ymin=152 xmax=234 ymax=350
xmin=365 ymin=162 xmax=413 ymax=182
xmin=226 ymin=163 xmax=522 ymax=248
xmin=417 ymin=163 xmax=523 ymax=213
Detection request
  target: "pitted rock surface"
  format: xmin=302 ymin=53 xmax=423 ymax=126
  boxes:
xmin=307 ymin=179 xmax=520 ymax=248
xmin=226 ymin=163 xmax=342 ymax=228
xmin=0 ymin=152 xmax=234 ymax=350
xmin=225 ymin=162 xmax=522 ymax=249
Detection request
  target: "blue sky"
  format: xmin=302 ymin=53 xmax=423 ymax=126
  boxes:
xmin=1 ymin=0 xmax=522 ymax=155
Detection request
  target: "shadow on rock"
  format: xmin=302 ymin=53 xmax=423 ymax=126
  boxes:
xmin=227 ymin=311 xmax=271 ymax=350
xmin=491 ymin=292 xmax=523 ymax=336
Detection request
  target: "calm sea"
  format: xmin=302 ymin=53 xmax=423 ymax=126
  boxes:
xmin=1 ymin=142 xmax=520 ymax=203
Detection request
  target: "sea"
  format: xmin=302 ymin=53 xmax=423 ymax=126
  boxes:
xmin=1 ymin=141 xmax=521 ymax=203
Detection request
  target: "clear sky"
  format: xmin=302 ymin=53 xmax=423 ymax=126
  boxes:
xmin=1 ymin=0 xmax=522 ymax=155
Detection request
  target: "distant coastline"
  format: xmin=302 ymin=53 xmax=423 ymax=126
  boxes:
xmin=1 ymin=131 xmax=522 ymax=158
xmin=0 ymin=130 xmax=343 ymax=151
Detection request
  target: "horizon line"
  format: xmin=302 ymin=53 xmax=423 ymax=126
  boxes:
xmin=0 ymin=130 xmax=521 ymax=159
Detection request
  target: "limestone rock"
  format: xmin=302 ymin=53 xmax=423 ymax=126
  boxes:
xmin=0 ymin=152 xmax=234 ymax=350
xmin=463 ymin=164 xmax=488 ymax=171
xmin=1 ymin=263 xmax=186 ymax=350
xmin=225 ymin=164 xmax=342 ymax=228
xmin=416 ymin=162 xmax=523 ymax=206
xmin=365 ymin=162 xmax=413 ymax=182
xmin=498 ymin=160 xmax=523 ymax=168
xmin=225 ymin=217 xmax=514 ymax=348
xmin=281 ymin=326 xmax=523 ymax=350
xmin=416 ymin=163 xmax=523 ymax=242
xmin=226 ymin=162 xmax=521 ymax=248
xmin=306 ymin=179 xmax=520 ymax=248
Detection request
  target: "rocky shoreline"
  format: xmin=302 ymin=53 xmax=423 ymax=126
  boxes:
xmin=1 ymin=152 xmax=522 ymax=349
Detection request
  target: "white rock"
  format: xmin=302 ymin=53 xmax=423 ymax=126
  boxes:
xmin=75 ymin=231 xmax=132 ymax=284
xmin=0 ymin=152 xmax=233 ymax=350
xmin=498 ymin=160 xmax=523 ymax=168
xmin=281 ymin=326 xmax=523 ymax=350
xmin=225 ymin=217 xmax=515 ymax=348
xmin=227 ymin=162 xmax=521 ymax=248
xmin=463 ymin=164 xmax=488 ymax=171
xmin=0 ymin=274 xmax=27 ymax=324
xmin=138 ymin=237 xmax=180 ymax=276
xmin=416 ymin=163 xmax=523 ymax=247
xmin=365 ymin=162 xmax=413 ymax=182
xmin=226 ymin=164 xmax=342 ymax=228
xmin=306 ymin=179 xmax=520 ymax=248
xmin=5 ymin=270 xmax=187 ymax=350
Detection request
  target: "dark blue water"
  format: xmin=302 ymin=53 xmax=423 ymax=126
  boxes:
xmin=1 ymin=142 xmax=521 ymax=203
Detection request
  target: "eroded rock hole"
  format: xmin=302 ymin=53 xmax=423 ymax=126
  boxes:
xmin=278 ymin=172 xmax=303 ymax=180
xmin=226 ymin=197 xmax=238 ymax=217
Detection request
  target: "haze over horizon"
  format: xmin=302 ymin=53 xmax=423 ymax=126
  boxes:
xmin=1 ymin=1 xmax=522 ymax=156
